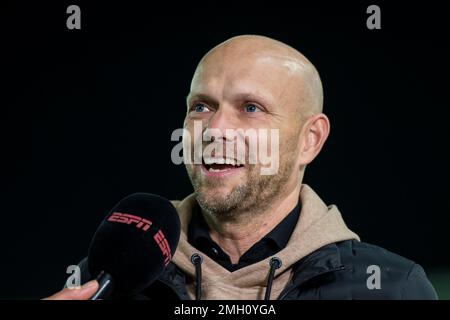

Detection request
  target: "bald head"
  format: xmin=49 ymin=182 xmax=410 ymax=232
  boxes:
xmin=192 ymin=35 xmax=324 ymax=117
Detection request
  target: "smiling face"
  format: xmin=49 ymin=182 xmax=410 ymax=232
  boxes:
xmin=183 ymin=35 xmax=324 ymax=221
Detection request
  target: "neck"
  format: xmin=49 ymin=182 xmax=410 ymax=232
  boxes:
xmin=202 ymin=181 xmax=302 ymax=264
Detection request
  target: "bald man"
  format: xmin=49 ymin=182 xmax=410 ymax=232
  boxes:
xmin=49 ymin=35 xmax=437 ymax=300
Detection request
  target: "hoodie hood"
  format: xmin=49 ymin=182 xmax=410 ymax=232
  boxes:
xmin=170 ymin=184 xmax=360 ymax=300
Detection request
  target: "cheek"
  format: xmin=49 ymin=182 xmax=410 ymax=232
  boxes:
xmin=183 ymin=122 xmax=202 ymax=148
xmin=184 ymin=119 xmax=209 ymax=140
xmin=279 ymin=132 xmax=300 ymax=161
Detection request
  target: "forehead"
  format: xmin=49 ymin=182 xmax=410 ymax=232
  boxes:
xmin=189 ymin=53 xmax=305 ymax=104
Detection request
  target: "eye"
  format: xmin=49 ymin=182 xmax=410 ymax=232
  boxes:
xmin=192 ymin=103 xmax=210 ymax=113
xmin=244 ymin=103 xmax=261 ymax=113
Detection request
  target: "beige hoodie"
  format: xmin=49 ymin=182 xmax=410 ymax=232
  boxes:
xmin=171 ymin=184 xmax=360 ymax=300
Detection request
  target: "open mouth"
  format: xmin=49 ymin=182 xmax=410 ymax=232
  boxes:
xmin=202 ymin=157 xmax=244 ymax=174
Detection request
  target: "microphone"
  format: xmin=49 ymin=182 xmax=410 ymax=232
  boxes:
xmin=87 ymin=193 xmax=181 ymax=300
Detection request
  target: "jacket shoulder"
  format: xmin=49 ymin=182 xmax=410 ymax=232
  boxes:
xmin=332 ymin=240 xmax=438 ymax=299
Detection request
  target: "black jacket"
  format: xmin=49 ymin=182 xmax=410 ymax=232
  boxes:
xmin=76 ymin=239 xmax=438 ymax=300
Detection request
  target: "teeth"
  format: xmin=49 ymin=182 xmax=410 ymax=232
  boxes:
xmin=208 ymin=167 xmax=226 ymax=172
xmin=225 ymin=158 xmax=236 ymax=165
xmin=203 ymin=157 xmax=239 ymax=166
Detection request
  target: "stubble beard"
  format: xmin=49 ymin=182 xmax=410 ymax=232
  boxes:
xmin=186 ymin=148 xmax=297 ymax=224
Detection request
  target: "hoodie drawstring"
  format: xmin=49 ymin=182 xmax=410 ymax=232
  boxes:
xmin=190 ymin=253 xmax=281 ymax=300
xmin=190 ymin=253 xmax=203 ymax=300
xmin=264 ymin=257 xmax=282 ymax=300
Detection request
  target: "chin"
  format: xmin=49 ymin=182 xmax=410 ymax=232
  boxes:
xmin=199 ymin=186 xmax=233 ymax=202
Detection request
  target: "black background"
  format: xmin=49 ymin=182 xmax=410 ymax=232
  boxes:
xmin=1 ymin=1 xmax=449 ymax=299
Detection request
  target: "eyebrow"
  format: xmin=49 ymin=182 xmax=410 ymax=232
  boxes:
xmin=232 ymin=92 xmax=272 ymax=108
xmin=186 ymin=92 xmax=272 ymax=109
xmin=186 ymin=93 xmax=218 ymax=105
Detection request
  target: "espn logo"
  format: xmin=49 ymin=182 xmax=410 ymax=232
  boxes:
xmin=154 ymin=230 xmax=171 ymax=266
xmin=107 ymin=212 xmax=152 ymax=232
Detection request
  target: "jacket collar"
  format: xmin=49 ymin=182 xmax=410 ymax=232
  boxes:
xmin=147 ymin=241 xmax=347 ymax=300
xmin=278 ymin=242 xmax=346 ymax=299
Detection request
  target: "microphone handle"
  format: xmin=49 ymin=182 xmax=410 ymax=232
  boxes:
xmin=90 ymin=271 xmax=115 ymax=300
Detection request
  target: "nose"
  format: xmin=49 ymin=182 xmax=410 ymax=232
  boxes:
xmin=205 ymin=105 xmax=237 ymax=142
